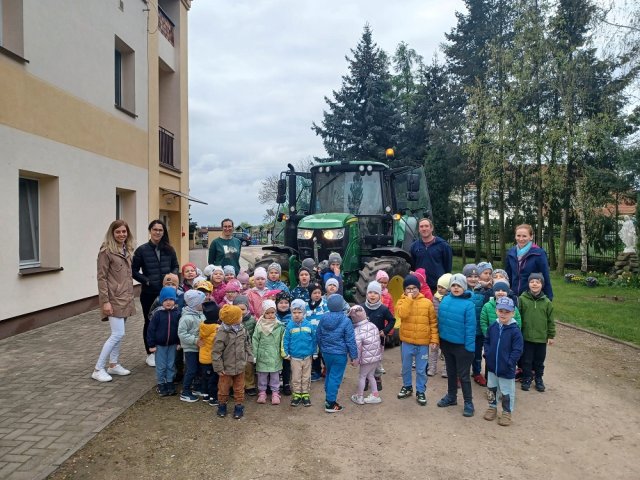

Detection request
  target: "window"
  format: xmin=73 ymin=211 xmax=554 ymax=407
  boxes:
xmin=116 ymin=188 xmax=136 ymax=228
xmin=19 ymin=177 xmax=39 ymax=267
xmin=0 ymin=0 xmax=25 ymax=59
xmin=114 ymin=36 xmax=136 ymax=116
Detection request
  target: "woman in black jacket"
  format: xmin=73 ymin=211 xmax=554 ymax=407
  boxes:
xmin=132 ymin=219 xmax=179 ymax=366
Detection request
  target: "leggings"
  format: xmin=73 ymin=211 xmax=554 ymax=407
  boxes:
xmin=357 ymin=363 xmax=379 ymax=396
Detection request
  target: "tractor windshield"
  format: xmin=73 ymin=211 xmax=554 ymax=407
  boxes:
xmin=314 ymin=171 xmax=384 ymax=215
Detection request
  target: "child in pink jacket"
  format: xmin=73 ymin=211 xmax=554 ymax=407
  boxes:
xmin=349 ymin=305 xmax=383 ymax=405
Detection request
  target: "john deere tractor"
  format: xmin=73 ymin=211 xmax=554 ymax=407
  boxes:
xmin=256 ymin=153 xmax=432 ymax=305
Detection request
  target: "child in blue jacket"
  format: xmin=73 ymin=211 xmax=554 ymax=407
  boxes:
xmin=483 ymin=297 xmax=523 ymax=426
xmin=147 ymin=287 xmax=181 ymax=396
xmin=283 ymin=299 xmax=317 ymax=407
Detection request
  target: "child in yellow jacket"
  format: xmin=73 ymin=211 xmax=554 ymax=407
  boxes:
xmin=395 ymin=274 xmax=439 ymax=406
xmin=198 ymin=301 xmax=220 ymax=405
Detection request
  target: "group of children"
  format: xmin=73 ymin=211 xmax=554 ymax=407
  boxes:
xmin=143 ymin=254 xmax=555 ymax=425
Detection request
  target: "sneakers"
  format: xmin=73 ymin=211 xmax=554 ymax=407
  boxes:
xmin=157 ymin=383 xmax=169 ymax=396
xmin=208 ymin=397 xmax=219 ymax=406
xmin=441 ymin=369 xmax=448 ymax=378
xmin=201 ymin=394 xmax=210 ymax=402
xmin=302 ymin=395 xmax=312 ymax=407
xmin=245 ymin=387 xmax=258 ymax=397
xmin=180 ymin=391 xmax=199 ymax=403
xmin=166 ymin=383 xmax=177 ymax=396
xmin=397 ymin=386 xmax=413 ymax=399
xmin=271 ymin=392 xmax=281 ymax=405
xmin=324 ymin=401 xmax=343 ymax=413
xmin=257 ymin=391 xmax=267 ymax=404
xmin=145 ymin=353 xmax=156 ymax=367
xmin=291 ymin=394 xmax=302 ymax=407
xmin=463 ymin=401 xmax=475 ymax=417
xmin=107 ymin=364 xmax=130 ymax=376
xmin=310 ymin=372 xmax=322 ymax=382
xmin=233 ymin=404 xmax=244 ymax=419
xmin=498 ymin=411 xmax=512 ymax=426
xmin=484 ymin=407 xmax=498 ymax=421
xmin=217 ymin=403 xmax=227 ymax=417
xmin=416 ymin=391 xmax=427 ymax=406
xmin=437 ymin=395 xmax=457 ymax=407
xmin=427 ymin=369 xmax=436 ymax=377
xmin=364 ymin=394 xmax=382 ymax=404
xmin=535 ymin=377 xmax=546 ymax=392
xmin=91 ymin=369 xmax=112 ymax=382
xmin=350 ymin=394 xmax=365 ymax=405
xmin=521 ymin=378 xmax=532 ymax=391
xmin=281 ymin=384 xmax=292 ymax=396
xmin=473 ymin=374 xmax=487 ymax=386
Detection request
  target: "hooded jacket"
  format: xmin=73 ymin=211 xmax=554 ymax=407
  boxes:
xmin=316 ymin=312 xmax=358 ymax=359
xmin=353 ymin=319 xmax=383 ymax=365
xmin=396 ymin=293 xmax=439 ymax=346
xmin=505 ymin=243 xmax=553 ymax=299
xmin=178 ymin=308 xmax=205 ymax=353
xmin=483 ymin=319 xmax=524 ymax=379
xmin=97 ymin=249 xmax=136 ymax=319
xmin=211 ymin=324 xmax=253 ymax=376
xmin=437 ymin=291 xmax=476 ymax=352
xmin=199 ymin=321 xmax=220 ymax=364
xmin=283 ymin=317 xmax=317 ymax=359
xmin=147 ymin=307 xmax=180 ymax=348
xmin=519 ymin=291 xmax=555 ymax=343
xmin=252 ymin=320 xmax=285 ymax=372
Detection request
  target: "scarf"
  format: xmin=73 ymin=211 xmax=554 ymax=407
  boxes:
xmin=182 ymin=305 xmax=201 ymax=315
xmin=223 ymin=323 xmax=243 ymax=333
xmin=258 ymin=316 xmax=277 ymax=335
xmin=365 ymin=298 xmax=382 ymax=310
xmin=517 ymin=241 xmax=533 ymax=258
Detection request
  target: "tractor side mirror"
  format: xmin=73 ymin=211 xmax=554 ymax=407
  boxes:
xmin=276 ymin=179 xmax=287 ymax=204
xmin=407 ymin=173 xmax=420 ymax=193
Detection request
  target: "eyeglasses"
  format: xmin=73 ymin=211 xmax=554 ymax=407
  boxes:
xmin=151 ymin=228 xmax=164 ymax=233
xmin=405 ymin=286 xmax=418 ymax=291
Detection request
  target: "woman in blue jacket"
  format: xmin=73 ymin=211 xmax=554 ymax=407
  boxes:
xmin=504 ymin=224 xmax=553 ymax=300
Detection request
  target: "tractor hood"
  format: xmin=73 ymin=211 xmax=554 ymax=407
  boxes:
xmin=298 ymin=213 xmax=356 ymax=229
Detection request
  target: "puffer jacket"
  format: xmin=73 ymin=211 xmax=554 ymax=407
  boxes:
xmin=381 ymin=291 xmax=395 ymax=315
xmin=467 ymin=289 xmax=486 ymax=335
xmin=480 ymin=298 xmax=522 ymax=335
xmin=483 ymin=319 xmax=524 ymax=379
xmin=247 ymin=288 xmax=268 ymax=317
xmin=353 ymin=319 xmax=383 ymax=365
xmin=316 ymin=312 xmax=358 ymax=359
xmin=519 ymin=291 xmax=555 ymax=343
xmin=306 ymin=298 xmax=328 ymax=326
xmin=199 ymin=322 xmax=220 ymax=364
xmin=396 ymin=293 xmax=439 ymax=346
xmin=178 ymin=308 xmax=205 ymax=353
xmin=505 ymin=244 xmax=553 ymax=299
xmin=252 ymin=321 xmax=285 ymax=372
xmin=437 ymin=292 xmax=476 ymax=353
xmin=97 ymin=249 xmax=136 ymax=319
xmin=283 ymin=318 xmax=317 ymax=359
xmin=212 ymin=324 xmax=254 ymax=376
xmin=147 ymin=307 xmax=180 ymax=348
xmin=131 ymin=241 xmax=179 ymax=295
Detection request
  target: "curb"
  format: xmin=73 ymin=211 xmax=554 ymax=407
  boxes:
xmin=556 ymin=321 xmax=640 ymax=350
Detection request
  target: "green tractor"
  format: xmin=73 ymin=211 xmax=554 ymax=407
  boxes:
xmin=256 ymin=153 xmax=432 ymax=305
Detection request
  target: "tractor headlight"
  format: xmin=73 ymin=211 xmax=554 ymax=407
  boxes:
xmin=297 ymin=229 xmax=314 ymax=240
xmin=322 ymin=228 xmax=345 ymax=240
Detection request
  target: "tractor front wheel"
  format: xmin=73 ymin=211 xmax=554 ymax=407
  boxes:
xmin=254 ymin=252 xmax=291 ymax=285
xmin=354 ymin=256 xmax=411 ymax=305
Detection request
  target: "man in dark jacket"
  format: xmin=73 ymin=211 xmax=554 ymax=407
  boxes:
xmin=410 ymin=218 xmax=453 ymax=293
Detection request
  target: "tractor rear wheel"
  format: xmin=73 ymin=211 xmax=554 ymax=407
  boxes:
xmin=354 ymin=256 xmax=411 ymax=304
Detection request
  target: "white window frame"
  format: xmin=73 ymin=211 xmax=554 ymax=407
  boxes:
xmin=19 ymin=177 xmax=40 ymax=268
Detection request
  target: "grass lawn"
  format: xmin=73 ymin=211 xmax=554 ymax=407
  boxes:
xmin=451 ymin=257 xmax=640 ymax=346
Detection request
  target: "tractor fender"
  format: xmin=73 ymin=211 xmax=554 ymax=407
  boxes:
xmin=261 ymin=245 xmax=298 ymax=256
xmin=369 ymin=247 xmax=412 ymax=264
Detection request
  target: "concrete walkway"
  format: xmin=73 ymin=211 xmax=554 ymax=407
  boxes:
xmin=0 ymin=310 xmax=155 ymax=480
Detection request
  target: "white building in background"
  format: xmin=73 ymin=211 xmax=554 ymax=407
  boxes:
xmin=0 ymin=0 xmax=199 ymax=338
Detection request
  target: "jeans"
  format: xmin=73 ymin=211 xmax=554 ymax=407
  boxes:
xmin=473 ymin=334 xmax=484 ymax=375
xmin=95 ymin=317 xmax=125 ymax=370
xmin=140 ymin=290 xmax=158 ymax=354
xmin=441 ymin=339 xmax=474 ymax=403
xmin=401 ymin=342 xmax=429 ymax=393
xmin=199 ymin=362 xmax=219 ymax=400
xmin=155 ymin=345 xmax=177 ymax=384
xmin=182 ymin=351 xmax=200 ymax=394
xmin=322 ymin=353 xmax=348 ymax=403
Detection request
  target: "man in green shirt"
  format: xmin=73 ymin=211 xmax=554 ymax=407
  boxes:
xmin=208 ymin=218 xmax=242 ymax=274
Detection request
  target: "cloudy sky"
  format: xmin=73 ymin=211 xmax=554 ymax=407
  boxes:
xmin=187 ymin=0 xmax=466 ymax=227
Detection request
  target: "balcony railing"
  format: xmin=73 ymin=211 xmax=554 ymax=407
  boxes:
xmin=158 ymin=6 xmax=175 ymax=46
xmin=159 ymin=126 xmax=174 ymax=168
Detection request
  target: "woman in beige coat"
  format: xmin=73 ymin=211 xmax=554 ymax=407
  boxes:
xmin=92 ymin=220 xmax=136 ymax=382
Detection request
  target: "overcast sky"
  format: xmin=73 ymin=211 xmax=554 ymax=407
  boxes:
xmin=187 ymin=0 xmax=466 ymax=227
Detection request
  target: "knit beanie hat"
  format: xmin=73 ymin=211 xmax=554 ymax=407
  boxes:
xmin=375 ymin=270 xmax=389 ymax=282
xmin=318 ymin=260 xmax=329 ymax=271
xmin=192 ymin=276 xmax=206 ymax=287
xmin=196 ymin=280 xmax=213 ymax=293
xmin=492 ymin=269 xmax=509 ymax=282
xmin=328 ymin=252 xmax=342 ymax=265
xmin=223 ymin=265 xmax=236 ymax=276
xmin=450 ymin=274 xmax=468 ymax=291
xmin=301 ymin=258 xmax=316 ymax=270
xmin=253 ymin=267 xmax=267 ymax=280
xmin=495 ymin=297 xmax=515 ymax=312
xmin=202 ymin=301 xmax=220 ymax=324
xmin=298 ymin=266 xmax=312 ymax=277
xmin=327 ymin=294 xmax=345 ymax=312
xmin=268 ymin=262 xmax=281 ymax=274
xmin=181 ymin=262 xmax=197 ymax=275
xmin=262 ymin=299 xmax=276 ymax=314
xmin=159 ymin=286 xmax=177 ymax=303
xmin=528 ymin=272 xmax=544 ymax=286
xmin=367 ymin=281 xmax=382 ymax=295
xmin=477 ymin=262 xmax=493 ymax=274
xmin=211 ymin=265 xmax=224 ymax=275
xmin=163 ymin=273 xmax=179 ymax=287
xmin=325 ymin=278 xmax=339 ymax=290
xmin=413 ymin=268 xmax=428 ymax=285
xmin=237 ymin=271 xmax=250 ymax=284
xmin=437 ymin=273 xmax=452 ymax=290
xmin=219 ymin=304 xmax=243 ymax=325
xmin=462 ymin=263 xmax=479 ymax=277
xmin=308 ymin=282 xmax=323 ymax=296
xmin=184 ymin=289 xmax=206 ymax=309
xmin=493 ymin=281 xmax=510 ymax=294
xmin=275 ymin=291 xmax=292 ymax=305
xmin=233 ymin=294 xmax=250 ymax=309
xmin=203 ymin=265 xmax=216 ymax=278
xmin=290 ymin=299 xmax=307 ymax=312
xmin=225 ymin=280 xmax=241 ymax=293
xmin=349 ymin=305 xmax=367 ymax=323
xmin=403 ymin=274 xmax=421 ymax=290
